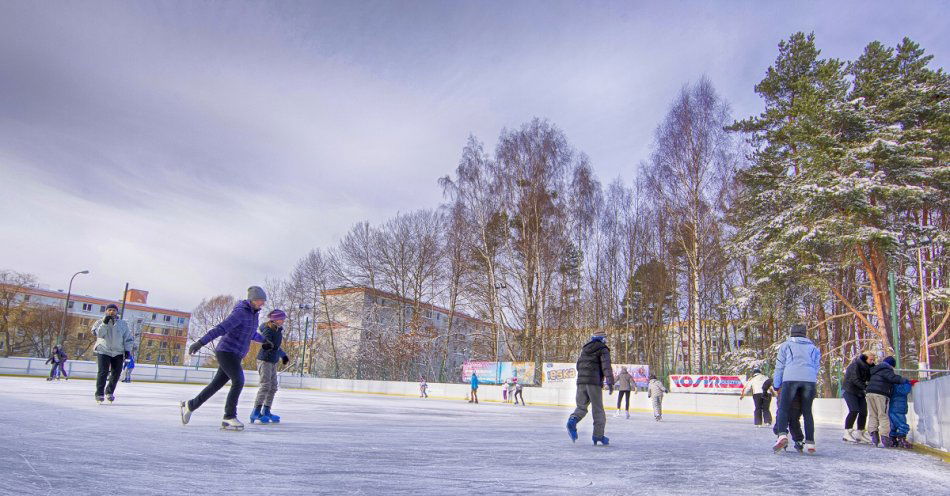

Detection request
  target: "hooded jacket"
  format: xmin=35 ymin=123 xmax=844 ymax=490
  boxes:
xmin=197 ymin=300 xmax=266 ymax=357
xmin=92 ymin=318 xmax=134 ymax=357
xmin=772 ymin=336 xmax=821 ymax=389
xmin=742 ymin=373 xmax=772 ymax=395
xmin=648 ymin=379 xmax=668 ymax=398
xmin=256 ymin=322 xmax=288 ymax=363
xmin=615 ymin=369 xmax=634 ymax=391
xmin=843 ymin=355 xmax=871 ymax=397
xmin=866 ymin=361 xmax=906 ymax=397
xmin=576 ymin=337 xmax=614 ymax=386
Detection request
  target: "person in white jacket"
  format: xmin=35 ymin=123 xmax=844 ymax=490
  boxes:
xmin=91 ymin=304 xmax=134 ymax=404
xmin=739 ymin=369 xmax=774 ymax=427
xmin=647 ymin=375 xmax=668 ymax=421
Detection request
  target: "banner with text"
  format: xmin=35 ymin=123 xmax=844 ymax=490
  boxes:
xmin=462 ymin=361 xmax=499 ymax=384
xmin=611 ymin=364 xmax=651 ymax=389
xmin=668 ymin=374 xmax=745 ymax=394
xmin=462 ymin=361 xmax=537 ymax=385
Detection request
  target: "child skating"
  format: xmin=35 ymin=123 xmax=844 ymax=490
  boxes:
xmin=614 ymin=366 xmax=634 ymax=418
xmin=250 ymin=309 xmax=290 ymax=424
xmin=566 ymin=330 xmax=614 ymax=445
xmin=648 ymin=374 xmax=668 ymax=421
xmin=512 ymin=377 xmax=525 ymax=405
xmin=180 ymin=286 xmax=273 ymax=431
xmin=92 ymin=304 xmax=133 ymax=403
xmin=419 ymin=376 xmax=429 ymax=398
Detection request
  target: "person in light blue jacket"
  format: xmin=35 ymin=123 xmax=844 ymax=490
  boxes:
xmin=469 ymin=372 xmax=479 ymax=404
xmin=771 ymin=323 xmax=821 ymax=455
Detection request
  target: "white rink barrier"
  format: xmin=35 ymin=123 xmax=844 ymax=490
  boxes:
xmin=4 ymin=354 xmax=941 ymax=449
xmin=912 ymin=374 xmax=949 ymax=454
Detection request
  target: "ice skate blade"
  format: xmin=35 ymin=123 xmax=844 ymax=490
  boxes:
xmin=221 ymin=424 xmax=245 ymax=431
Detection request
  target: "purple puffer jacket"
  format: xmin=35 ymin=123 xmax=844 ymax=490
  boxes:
xmin=197 ymin=300 xmax=265 ymax=357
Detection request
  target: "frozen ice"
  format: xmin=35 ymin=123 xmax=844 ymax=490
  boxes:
xmin=1 ymin=376 xmax=947 ymax=495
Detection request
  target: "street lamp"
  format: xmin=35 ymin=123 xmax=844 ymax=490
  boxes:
xmin=299 ymin=304 xmax=312 ymax=377
xmin=58 ymin=270 xmax=89 ymax=346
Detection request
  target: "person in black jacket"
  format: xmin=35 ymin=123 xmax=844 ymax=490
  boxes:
xmin=865 ymin=356 xmax=907 ymax=447
xmin=841 ymin=352 xmax=874 ymax=443
xmin=566 ymin=330 xmax=614 ymax=446
xmin=250 ymin=309 xmax=289 ymax=424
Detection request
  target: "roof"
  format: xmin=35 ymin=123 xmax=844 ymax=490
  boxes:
xmin=4 ymin=285 xmax=191 ymax=319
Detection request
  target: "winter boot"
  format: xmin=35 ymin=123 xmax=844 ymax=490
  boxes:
xmin=593 ymin=435 xmax=609 ymax=446
xmin=566 ymin=416 xmax=579 ymax=443
xmin=773 ymin=434 xmax=789 ymax=453
xmin=869 ymin=431 xmax=880 ymax=447
xmin=180 ymin=400 xmax=193 ymax=425
xmin=793 ymin=441 xmax=804 ymax=454
xmin=263 ymin=406 xmax=280 ymax=423
xmin=250 ymin=406 xmax=263 ymax=424
xmin=842 ymin=429 xmax=856 ymax=443
xmin=900 ymin=437 xmax=914 ymax=449
xmin=881 ymin=435 xmax=893 ymax=448
xmin=221 ymin=417 xmax=245 ymax=431
xmin=804 ymin=441 xmax=816 ymax=455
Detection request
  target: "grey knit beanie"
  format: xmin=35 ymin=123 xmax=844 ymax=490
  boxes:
xmin=790 ymin=323 xmax=807 ymax=338
xmin=247 ymin=286 xmax=267 ymax=301
xmin=592 ymin=329 xmax=607 ymax=338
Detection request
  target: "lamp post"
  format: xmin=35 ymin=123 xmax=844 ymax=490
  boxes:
xmin=58 ymin=270 xmax=89 ymax=346
xmin=299 ymin=304 xmax=312 ymax=377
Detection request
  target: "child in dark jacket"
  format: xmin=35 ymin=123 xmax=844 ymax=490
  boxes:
xmin=888 ymin=380 xmax=916 ymax=449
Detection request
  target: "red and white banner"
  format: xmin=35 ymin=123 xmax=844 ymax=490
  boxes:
xmin=668 ymin=375 xmax=745 ymax=394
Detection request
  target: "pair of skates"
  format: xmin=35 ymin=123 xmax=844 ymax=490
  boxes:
xmin=773 ymin=434 xmax=816 ymax=455
xmin=613 ymin=410 xmax=630 ymax=419
xmin=95 ymin=394 xmax=115 ymax=404
xmin=179 ymin=401 xmax=279 ymax=431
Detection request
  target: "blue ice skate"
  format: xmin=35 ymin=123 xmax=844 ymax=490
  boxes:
xmin=593 ymin=435 xmax=609 ymax=446
xmin=262 ymin=406 xmax=279 ymax=423
xmin=566 ymin=416 xmax=578 ymax=442
xmin=250 ymin=407 xmax=263 ymax=424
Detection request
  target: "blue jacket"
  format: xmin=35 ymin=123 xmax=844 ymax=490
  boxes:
xmin=773 ymin=337 xmax=821 ymax=389
xmin=125 ymin=356 xmax=135 ymax=370
xmin=471 ymin=374 xmax=479 ymax=390
xmin=889 ymin=382 xmax=911 ymax=415
xmin=197 ymin=300 xmax=265 ymax=357
xmin=256 ymin=322 xmax=288 ymax=363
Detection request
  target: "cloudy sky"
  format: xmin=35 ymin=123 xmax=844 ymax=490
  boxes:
xmin=0 ymin=1 xmax=945 ymax=311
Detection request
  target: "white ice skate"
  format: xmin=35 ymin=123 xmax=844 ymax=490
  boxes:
xmin=859 ymin=431 xmax=872 ymax=444
xmin=842 ymin=429 xmax=857 ymax=443
xmin=180 ymin=401 xmax=193 ymax=425
xmin=221 ymin=417 xmax=245 ymax=431
xmin=772 ymin=434 xmax=789 ymax=453
xmin=804 ymin=442 xmax=816 ymax=455
xmin=625 ymin=411 xmax=630 ymax=419
xmin=614 ymin=410 xmax=621 ymax=418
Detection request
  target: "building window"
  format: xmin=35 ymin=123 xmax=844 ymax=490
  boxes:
xmin=100 ymin=305 xmax=106 ymax=312
xmin=82 ymin=303 xmax=93 ymax=311
xmin=172 ymin=356 xmax=179 ymax=364
xmin=176 ymin=330 xmax=183 ymax=337
xmin=163 ymin=329 xmax=169 ymax=335
xmin=67 ymin=301 xmax=74 ymax=309
xmin=137 ymin=319 xmax=143 ymax=324
xmin=178 ymin=317 xmax=185 ymax=325
xmin=81 ymin=318 xmax=89 ymax=326
xmin=146 ymin=353 xmax=152 ymax=360
xmin=147 ymin=339 xmax=154 ymax=347
xmin=163 ymin=315 xmax=171 ymax=322
xmin=158 ymin=355 xmax=166 ymax=363
xmin=24 ymin=295 xmax=30 ymax=301
xmin=77 ymin=332 xmax=85 ymax=340
xmin=151 ymin=313 xmax=156 ymax=320
xmin=161 ymin=342 xmax=167 ymax=349
xmin=175 ymin=343 xmax=181 ymax=350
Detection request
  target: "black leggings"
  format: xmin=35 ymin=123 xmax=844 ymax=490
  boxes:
xmin=617 ymin=390 xmax=631 ymax=410
xmin=843 ymin=391 xmax=867 ymax=430
xmin=95 ymin=353 xmax=124 ymax=396
xmin=188 ymin=351 xmax=245 ymax=419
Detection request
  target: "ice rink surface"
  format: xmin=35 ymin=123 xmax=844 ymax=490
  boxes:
xmin=1 ymin=376 xmax=947 ymax=495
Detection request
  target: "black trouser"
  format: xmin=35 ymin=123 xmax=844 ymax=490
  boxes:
xmin=514 ymin=390 xmax=524 ymax=405
xmin=49 ymin=363 xmax=59 ymax=378
xmin=773 ymin=381 xmax=816 ymax=442
xmin=753 ymin=393 xmax=773 ymax=425
xmin=95 ymin=353 xmax=124 ymax=397
xmin=843 ymin=391 xmax=867 ymax=430
xmin=787 ymin=393 xmax=805 ymax=443
xmin=617 ymin=390 xmax=631 ymax=411
xmin=188 ymin=351 xmax=245 ymax=419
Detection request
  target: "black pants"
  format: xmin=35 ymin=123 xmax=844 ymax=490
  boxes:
xmin=617 ymin=390 xmax=631 ymax=411
xmin=774 ymin=381 xmax=816 ymax=442
xmin=753 ymin=393 xmax=773 ymax=425
xmin=95 ymin=353 xmax=124 ymax=397
xmin=843 ymin=391 xmax=867 ymax=430
xmin=513 ymin=390 xmax=524 ymax=405
xmin=188 ymin=351 xmax=245 ymax=419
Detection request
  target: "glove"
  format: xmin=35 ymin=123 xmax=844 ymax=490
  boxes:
xmin=261 ymin=341 xmax=274 ymax=351
xmin=104 ymin=315 xmax=115 ymax=325
xmin=281 ymin=355 xmax=289 ymax=366
xmin=124 ymin=351 xmax=131 ymax=360
xmin=188 ymin=342 xmax=202 ymax=355
xmin=608 ymin=384 xmax=614 ymax=395
xmin=909 ymin=380 xmax=919 ymax=386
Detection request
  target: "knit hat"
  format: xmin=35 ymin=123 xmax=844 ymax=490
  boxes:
xmin=592 ymin=329 xmax=607 ymax=338
xmin=789 ymin=323 xmax=807 ymax=338
xmin=751 ymin=368 xmax=761 ymax=375
xmin=106 ymin=303 xmax=119 ymax=311
xmin=247 ymin=286 xmax=267 ymax=301
xmin=267 ymin=309 xmax=287 ymax=321
xmin=883 ymin=356 xmax=896 ymax=367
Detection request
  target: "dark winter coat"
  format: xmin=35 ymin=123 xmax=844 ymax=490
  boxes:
xmin=197 ymin=300 xmax=265 ymax=357
xmin=843 ymin=355 xmax=871 ymax=397
xmin=576 ymin=337 xmax=614 ymax=386
xmin=866 ymin=361 xmax=906 ymax=396
xmin=256 ymin=322 xmax=288 ymax=363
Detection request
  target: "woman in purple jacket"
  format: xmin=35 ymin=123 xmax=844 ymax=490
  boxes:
xmin=180 ymin=286 xmax=273 ymax=431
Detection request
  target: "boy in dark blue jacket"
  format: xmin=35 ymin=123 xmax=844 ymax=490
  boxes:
xmin=888 ymin=380 xmax=916 ymax=449
xmin=251 ymin=309 xmax=290 ymax=424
